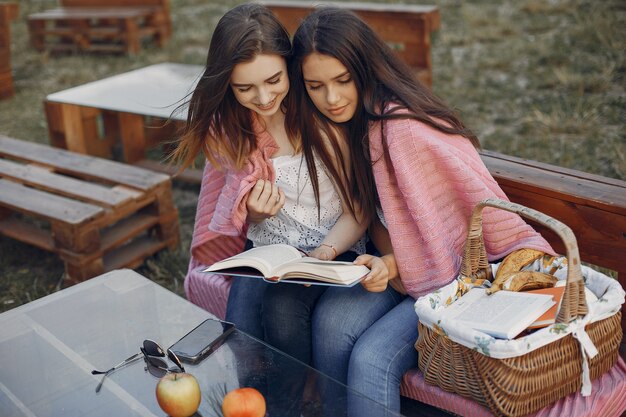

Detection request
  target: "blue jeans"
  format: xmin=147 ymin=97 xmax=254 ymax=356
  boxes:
xmin=313 ymin=287 xmax=418 ymax=416
xmin=225 ymin=240 xmax=268 ymax=340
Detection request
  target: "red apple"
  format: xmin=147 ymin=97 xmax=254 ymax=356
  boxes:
xmin=155 ymin=372 xmax=201 ymax=417
xmin=222 ymin=387 xmax=266 ymax=417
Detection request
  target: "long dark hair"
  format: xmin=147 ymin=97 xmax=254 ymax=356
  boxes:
xmin=172 ymin=3 xmax=293 ymax=170
xmin=288 ymin=7 xmax=479 ymax=221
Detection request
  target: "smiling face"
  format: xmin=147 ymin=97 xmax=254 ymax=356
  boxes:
xmin=230 ymin=53 xmax=289 ymax=117
xmin=301 ymin=52 xmax=359 ymax=123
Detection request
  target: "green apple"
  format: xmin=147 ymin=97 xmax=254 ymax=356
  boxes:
xmin=155 ymin=373 xmax=201 ymax=417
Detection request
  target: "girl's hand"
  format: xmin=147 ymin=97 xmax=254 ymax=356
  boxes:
xmin=246 ymin=179 xmax=285 ymax=223
xmin=309 ymin=244 xmax=336 ymax=261
xmin=354 ymin=254 xmax=390 ymax=292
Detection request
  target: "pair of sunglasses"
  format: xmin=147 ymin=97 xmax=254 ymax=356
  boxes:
xmin=92 ymin=339 xmax=185 ymax=392
xmin=141 ymin=339 xmax=185 ymax=378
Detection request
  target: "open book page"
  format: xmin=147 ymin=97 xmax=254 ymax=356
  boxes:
xmin=274 ymin=258 xmax=370 ymax=285
xmin=203 ymin=244 xmax=303 ymax=277
xmin=442 ymin=288 xmax=555 ymax=339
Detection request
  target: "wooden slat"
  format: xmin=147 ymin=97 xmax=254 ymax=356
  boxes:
xmin=0 ymin=159 xmax=133 ymax=208
xmin=134 ymin=158 xmax=203 ymax=184
xmin=0 ymin=179 xmax=103 ymax=225
xmin=103 ymin=234 xmax=168 ymax=271
xmin=100 ymin=212 xmax=158 ymax=251
xmin=61 ymin=0 xmax=167 ymax=7
xmin=0 ymin=217 xmax=55 ymax=252
xmin=481 ymin=150 xmax=626 ymax=214
xmin=0 ymin=135 xmax=170 ymax=190
xmin=28 ymin=7 xmax=155 ymax=20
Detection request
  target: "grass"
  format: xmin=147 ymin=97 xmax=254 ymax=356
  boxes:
xmin=0 ymin=0 xmax=624 ymax=313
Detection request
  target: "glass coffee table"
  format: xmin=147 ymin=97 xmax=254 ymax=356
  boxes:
xmin=0 ymin=269 xmax=404 ymax=416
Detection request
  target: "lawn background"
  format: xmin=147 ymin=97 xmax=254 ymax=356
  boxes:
xmin=0 ymin=0 xmax=624 ymax=312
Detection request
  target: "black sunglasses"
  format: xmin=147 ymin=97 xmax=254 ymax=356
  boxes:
xmin=141 ymin=339 xmax=185 ymax=378
xmin=92 ymin=340 xmax=185 ymax=392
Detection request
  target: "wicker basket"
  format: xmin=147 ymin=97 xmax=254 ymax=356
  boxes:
xmin=415 ymin=198 xmax=622 ymax=417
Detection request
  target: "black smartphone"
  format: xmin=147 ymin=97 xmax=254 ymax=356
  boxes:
xmin=169 ymin=318 xmax=235 ymax=364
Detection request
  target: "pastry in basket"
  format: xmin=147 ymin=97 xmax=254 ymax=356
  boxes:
xmin=487 ymin=248 xmax=557 ymax=294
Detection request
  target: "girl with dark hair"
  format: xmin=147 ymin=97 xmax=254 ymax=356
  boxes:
xmin=276 ymin=7 xmax=555 ymax=415
xmin=173 ymin=3 xmax=370 ymax=348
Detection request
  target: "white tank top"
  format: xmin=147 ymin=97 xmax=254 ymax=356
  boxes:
xmin=247 ymin=153 xmax=366 ymax=254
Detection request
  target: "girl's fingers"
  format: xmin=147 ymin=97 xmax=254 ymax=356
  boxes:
xmin=354 ymin=254 xmax=373 ymax=266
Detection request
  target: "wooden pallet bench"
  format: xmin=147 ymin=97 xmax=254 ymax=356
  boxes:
xmin=0 ymin=134 xmax=180 ymax=283
xmin=260 ymin=0 xmax=440 ymax=87
xmin=27 ymin=0 xmax=171 ymax=54
xmin=0 ymin=2 xmax=18 ymax=99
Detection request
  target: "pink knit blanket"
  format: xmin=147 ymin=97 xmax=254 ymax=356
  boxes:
xmin=369 ymin=109 xmax=555 ymax=299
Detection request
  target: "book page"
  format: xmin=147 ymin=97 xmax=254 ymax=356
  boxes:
xmin=276 ymin=258 xmax=370 ymax=285
xmin=443 ymin=288 xmax=554 ymax=339
xmin=204 ymin=244 xmax=303 ymax=277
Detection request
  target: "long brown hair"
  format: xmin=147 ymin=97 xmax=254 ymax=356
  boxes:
xmin=289 ymin=7 xmax=480 ymax=221
xmin=171 ymin=3 xmax=292 ymax=170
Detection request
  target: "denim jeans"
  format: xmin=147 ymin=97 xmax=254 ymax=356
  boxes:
xmin=261 ymin=251 xmax=358 ymax=416
xmin=313 ymin=286 xmax=417 ymax=416
xmin=224 ymin=240 xmax=268 ymax=340
xmin=225 ymin=276 xmax=268 ymax=340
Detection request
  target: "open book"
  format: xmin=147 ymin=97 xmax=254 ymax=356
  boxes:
xmin=442 ymin=288 xmax=555 ymax=339
xmin=203 ymin=244 xmax=370 ymax=287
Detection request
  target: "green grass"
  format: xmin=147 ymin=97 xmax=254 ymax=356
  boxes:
xmin=1 ymin=0 xmax=624 ymax=312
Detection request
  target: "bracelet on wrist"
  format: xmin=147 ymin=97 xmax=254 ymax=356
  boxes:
xmin=320 ymin=243 xmax=337 ymax=258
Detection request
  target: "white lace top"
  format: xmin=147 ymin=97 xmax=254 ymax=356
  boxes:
xmin=247 ymin=153 xmax=366 ymax=254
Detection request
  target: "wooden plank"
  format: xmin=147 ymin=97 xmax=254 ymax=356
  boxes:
xmin=118 ymin=112 xmax=146 ymax=162
xmin=28 ymin=7 xmax=154 ymax=20
xmin=62 ymin=0 xmax=167 ymax=7
xmin=0 ymin=217 xmax=56 ymax=252
xmin=0 ymin=135 xmax=170 ymax=190
xmin=103 ymin=234 xmax=168 ymax=271
xmin=100 ymin=212 xmax=159 ymax=251
xmin=481 ymin=150 xmax=626 ymax=215
xmin=0 ymin=179 xmax=103 ymax=225
xmin=134 ymin=158 xmax=203 ymax=184
xmin=0 ymin=159 xmax=133 ymax=208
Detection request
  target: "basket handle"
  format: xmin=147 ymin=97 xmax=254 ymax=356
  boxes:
xmin=460 ymin=198 xmax=588 ymax=324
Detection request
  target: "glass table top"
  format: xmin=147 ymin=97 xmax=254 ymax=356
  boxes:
xmin=0 ymin=269 xmax=404 ymax=416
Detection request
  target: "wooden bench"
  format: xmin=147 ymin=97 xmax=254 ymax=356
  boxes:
xmin=27 ymin=0 xmax=171 ymax=54
xmin=0 ymin=134 xmax=180 ymax=283
xmin=0 ymin=2 xmax=18 ymax=99
xmin=260 ymin=1 xmax=440 ymax=87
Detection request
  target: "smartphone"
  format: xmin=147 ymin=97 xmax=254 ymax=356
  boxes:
xmin=169 ymin=318 xmax=235 ymax=364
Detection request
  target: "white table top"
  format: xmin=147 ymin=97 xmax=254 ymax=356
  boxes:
xmin=46 ymin=62 xmax=204 ymax=121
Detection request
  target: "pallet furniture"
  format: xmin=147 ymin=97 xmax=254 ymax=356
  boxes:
xmin=0 ymin=2 xmax=18 ymax=99
xmin=27 ymin=0 xmax=171 ymax=54
xmin=44 ymin=62 xmax=203 ymax=182
xmin=0 ymin=134 xmax=180 ymax=283
xmin=260 ymin=0 xmax=440 ymax=87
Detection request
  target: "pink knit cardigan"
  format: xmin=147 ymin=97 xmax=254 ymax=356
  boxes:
xmin=184 ymin=116 xmax=278 ymax=311
xmin=369 ymin=110 xmax=555 ymax=299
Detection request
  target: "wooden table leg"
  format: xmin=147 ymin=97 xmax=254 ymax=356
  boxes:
xmin=118 ymin=112 xmax=146 ymax=163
